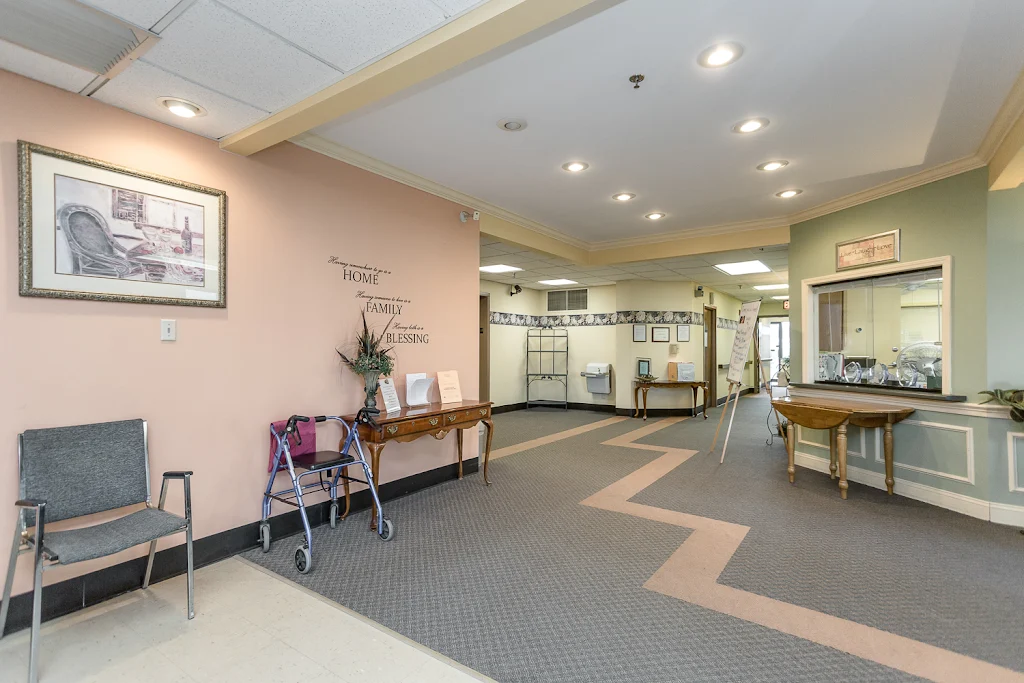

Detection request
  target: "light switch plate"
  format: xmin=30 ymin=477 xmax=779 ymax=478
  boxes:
xmin=160 ymin=319 xmax=176 ymax=341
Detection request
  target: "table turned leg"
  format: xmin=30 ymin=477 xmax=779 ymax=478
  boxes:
xmin=482 ymin=418 xmax=494 ymax=486
xmin=884 ymin=422 xmax=895 ymax=495
xmin=691 ymin=386 xmax=698 ymax=419
xmin=367 ymin=441 xmax=385 ymax=530
xmin=829 ymin=428 xmax=838 ymax=480
xmin=703 ymin=384 xmax=709 ymax=419
xmin=642 ymin=387 xmax=649 ymax=421
xmin=837 ymin=424 xmax=849 ymax=500
xmin=457 ymin=428 xmax=464 ymax=480
xmin=786 ymin=421 xmax=796 ymax=483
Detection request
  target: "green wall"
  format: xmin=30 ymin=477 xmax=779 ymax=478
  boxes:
xmin=788 ymin=168 xmax=989 ymax=398
xmin=986 ymin=184 xmax=1024 ymax=390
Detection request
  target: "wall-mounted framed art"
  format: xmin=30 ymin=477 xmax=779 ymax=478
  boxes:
xmin=835 ymin=229 xmax=900 ymax=271
xmin=636 ymin=358 xmax=651 ymax=377
xmin=652 ymin=326 xmax=670 ymax=342
xmin=676 ymin=324 xmax=690 ymax=342
xmin=18 ymin=141 xmax=227 ymax=307
xmin=633 ymin=324 xmax=647 ymax=342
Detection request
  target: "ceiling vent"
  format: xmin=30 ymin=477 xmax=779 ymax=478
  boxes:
xmin=0 ymin=0 xmax=159 ymax=84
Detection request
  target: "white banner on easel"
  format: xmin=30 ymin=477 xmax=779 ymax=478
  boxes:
xmin=727 ymin=300 xmax=762 ymax=384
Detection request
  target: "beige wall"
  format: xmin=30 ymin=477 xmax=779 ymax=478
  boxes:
xmin=1 ymin=71 xmax=479 ymax=595
xmin=480 ymin=279 xmax=540 ymax=406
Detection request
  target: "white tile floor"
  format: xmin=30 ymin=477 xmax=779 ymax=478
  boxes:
xmin=0 ymin=557 xmax=491 ymax=683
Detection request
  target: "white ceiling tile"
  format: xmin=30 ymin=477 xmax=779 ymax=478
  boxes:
xmin=143 ymin=0 xmax=341 ymax=111
xmin=93 ymin=60 xmax=269 ymax=139
xmin=479 ymin=245 xmax=507 ymax=258
xmin=431 ymin=0 xmax=484 ymax=17
xmin=80 ymin=0 xmax=180 ymax=29
xmin=220 ymin=0 xmax=446 ymax=72
xmin=0 ymin=39 xmax=96 ymax=92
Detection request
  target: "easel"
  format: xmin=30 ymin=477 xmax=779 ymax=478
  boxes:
xmin=709 ymin=313 xmax=782 ymax=462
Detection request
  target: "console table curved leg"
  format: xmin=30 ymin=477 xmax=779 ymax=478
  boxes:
xmin=786 ymin=421 xmax=796 ymax=483
xmin=482 ymin=418 xmax=494 ymax=486
xmin=633 ymin=386 xmax=640 ymax=418
xmin=342 ymin=477 xmax=351 ymax=521
xmin=837 ymin=424 xmax=849 ymax=499
xmin=883 ymin=423 xmax=895 ymax=495
xmin=641 ymin=387 xmax=649 ymax=421
xmin=456 ymin=428 xmax=464 ymax=480
xmin=829 ymin=428 xmax=838 ymax=480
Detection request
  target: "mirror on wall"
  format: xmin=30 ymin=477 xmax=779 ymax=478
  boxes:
xmin=813 ymin=267 xmax=943 ymax=391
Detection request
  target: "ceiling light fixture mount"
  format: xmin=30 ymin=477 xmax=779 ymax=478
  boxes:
xmin=776 ymin=189 xmax=803 ymax=198
xmin=757 ymin=160 xmax=789 ymax=172
xmin=562 ymin=161 xmax=589 ymax=173
xmin=645 ymin=212 xmax=665 ymax=220
xmin=613 ymin=193 xmax=636 ymax=202
xmin=497 ymin=118 xmax=527 ymax=132
xmin=538 ymin=279 xmax=578 ymax=286
xmin=629 ymin=74 xmax=645 ymax=89
xmin=732 ymin=117 xmax=769 ymax=134
xmin=697 ymin=42 xmax=744 ymax=68
xmin=157 ymin=97 xmax=206 ymax=118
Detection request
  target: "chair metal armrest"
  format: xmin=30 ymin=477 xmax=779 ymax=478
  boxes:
xmin=156 ymin=473 xmax=193 ymax=526
xmin=162 ymin=471 xmax=193 ymax=479
xmin=15 ymin=499 xmax=45 ymax=509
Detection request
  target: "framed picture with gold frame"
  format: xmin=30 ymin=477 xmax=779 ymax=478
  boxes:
xmin=18 ymin=141 xmax=227 ymax=307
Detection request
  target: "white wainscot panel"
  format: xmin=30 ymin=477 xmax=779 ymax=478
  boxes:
xmin=880 ymin=420 xmax=974 ymax=484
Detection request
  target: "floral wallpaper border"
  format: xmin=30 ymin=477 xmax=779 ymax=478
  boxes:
xmin=489 ymin=310 xmax=739 ymax=329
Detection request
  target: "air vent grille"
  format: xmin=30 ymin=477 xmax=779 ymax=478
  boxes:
xmin=0 ymin=0 xmax=158 ymax=78
xmin=548 ymin=288 xmax=588 ymax=312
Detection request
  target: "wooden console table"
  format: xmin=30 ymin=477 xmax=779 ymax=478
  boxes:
xmin=633 ymin=380 xmax=709 ymax=421
xmin=772 ymin=397 xmax=914 ymax=500
xmin=343 ymin=400 xmax=494 ymax=528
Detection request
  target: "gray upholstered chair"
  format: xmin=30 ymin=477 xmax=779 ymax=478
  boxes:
xmin=0 ymin=419 xmax=194 ymax=683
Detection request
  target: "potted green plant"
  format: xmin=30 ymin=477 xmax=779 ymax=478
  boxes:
xmin=980 ymin=389 xmax=1024 ymax=422
xmin=338 ymin=313 xmax=396 ymax=413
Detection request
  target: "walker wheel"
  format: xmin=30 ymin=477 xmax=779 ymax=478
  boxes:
xmin=378 ymin=518 xmax=395 ymax=542
xmin=259 ymin=522 xmax=271 ymax=553
xmin=329 ymin=503 xmax=339 ymax=529
xmin=294 ymin=546 xmax=311 ymax=574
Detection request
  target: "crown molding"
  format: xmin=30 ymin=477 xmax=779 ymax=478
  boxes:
xmin=290 ymin=132 xmax=591 ymax=251
xmin=588 ymin=216 xmax=791 ymax=250
xmin=978 ymin=66 xmax=1024 ymax=162
xmin=785 ymin=153 xmax=986 ymax=226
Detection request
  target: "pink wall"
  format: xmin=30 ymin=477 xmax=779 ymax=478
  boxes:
xmin=0 ymin=71 xmax=479 ymax=595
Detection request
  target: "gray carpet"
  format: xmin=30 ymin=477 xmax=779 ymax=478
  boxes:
xmin=488 ymin=407 xmax=612 ymax=450
xmin=632 ymin=395 xmax=1024 ymax=673
xmin=241 ymin=399 xmax=1024 ymax=682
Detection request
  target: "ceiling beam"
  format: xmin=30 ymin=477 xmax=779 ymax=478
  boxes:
xmin=586 ymin=225 xmax=791 ymax=266
xmin=988 ymin=109 xmax=1024 ymax=190
xmin=220 ymin=0 xmax=605 ymax=156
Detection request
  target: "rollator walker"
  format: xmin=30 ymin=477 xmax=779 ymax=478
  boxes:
xmin=261 ymin=410 xmax=394 ymax=574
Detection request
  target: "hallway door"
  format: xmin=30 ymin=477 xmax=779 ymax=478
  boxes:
xmin=479 ymin=295 xmax=490 ymax=402
xmin=704 ymin=305 xmax=717 ymax=405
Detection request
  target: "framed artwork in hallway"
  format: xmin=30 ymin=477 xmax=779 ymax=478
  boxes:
xmin=652 ymin=326 xmax=670 ymax=342
xmin=633 ymin=324 xmax=647 ymax=342
xmin=18 ymin=141 xmax=227 ymax=307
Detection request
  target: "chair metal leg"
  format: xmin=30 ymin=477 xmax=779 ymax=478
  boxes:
xmin=183 ymin=475 xmax=194 ymax=620
xmin=28 ymin=507 xmax=46 ymax=683
xmin=142 ymin=540 xmax=158 ymax=589
xmin=0 ymin=518 xmax=22 ymax=639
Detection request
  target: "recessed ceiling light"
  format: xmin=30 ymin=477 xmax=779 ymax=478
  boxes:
xmin=753 ymin=284 xmax=788 ymax=291
xmin=732 ymin=117 xmax=769 ymax=134
xmin=158 ymin=97 xmax=205 ymax=118
xmin=479 ymin=265 xmax=523 ymax=274
xmin=776 ymin=189 xmax=803 ymax=198
xmin=757 ymin=160 xmax=789 ymax=172
xmin=772 ymin=295 xmax=790 ymax=300
xmin=698 ymin=42 xmax=744 ymax=68
xmin=645 ymin=212 xmax=665 ymax=220
xmin=497 ymin=118 xmax=527 ymax=132
xmin=562 ymin=161 xmax=589 ymax=173
xmin=538 ymin=279 xmax=578 ymax=286
xmin=714 ymin=260 xmax=771 ymax=275
xmin=613 ymin=193 xmax=636 ymax=202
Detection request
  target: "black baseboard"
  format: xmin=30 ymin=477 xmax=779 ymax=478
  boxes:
xmin=493 ymin=402 xmax=616 ymax=415
xmin=491 ymin=403 xmax=526 ymax=414
xmin=2 ymin=457 xmax=478 ymax=636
